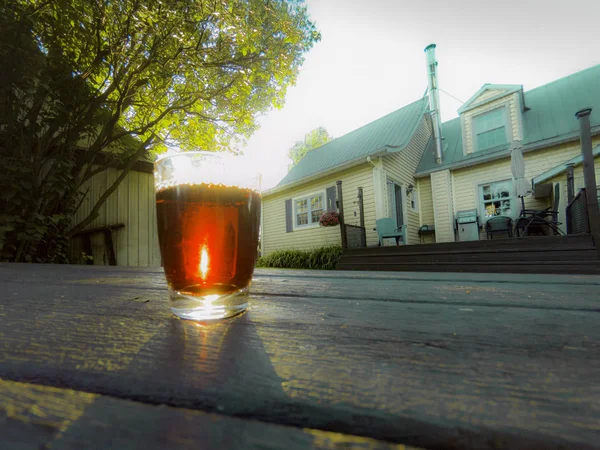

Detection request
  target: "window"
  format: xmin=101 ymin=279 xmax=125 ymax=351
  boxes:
xmin=294 ymin=193 xmax=324 ymax=227
xmin=480 ymin=180 xmax=514 ymax=220
xmin=410 ymin=189 xmax=418 ymax=212
xmin=473 ymin=108 xmax=507 ymax=151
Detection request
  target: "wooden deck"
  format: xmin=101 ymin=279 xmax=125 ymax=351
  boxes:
xmin=1 ymin=263 xmax=600 ymax=449
xmin=338 ymin=234 xmax=600 ymax=274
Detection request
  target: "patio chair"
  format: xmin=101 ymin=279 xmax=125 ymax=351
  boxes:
xmin=485 ymin=216 xmax=513 ymax=239
xmin=376 ymin=218 xmax=407 ymax=246
xmin=516 ymin=183 xmax=563 ymax=236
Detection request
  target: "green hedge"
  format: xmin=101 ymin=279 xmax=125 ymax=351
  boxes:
xmin=256 ymin=245 xmax=342 ymax=270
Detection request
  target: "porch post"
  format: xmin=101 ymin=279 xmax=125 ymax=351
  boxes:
xmin=575 ymin=109 xmax=600 ymax=243
xmin=336 ymin=180 xmax=348 ymax=249
xmin=357 ymin=187 xmax=366 ymax=247
xmin=566 ymin=163 xmax=575 ymax=204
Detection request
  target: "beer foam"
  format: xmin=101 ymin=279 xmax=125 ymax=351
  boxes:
xmin=156 ymin=181 xmax=260 ymax=193
xmin=154 ymin=151 xmax=261 ymax=192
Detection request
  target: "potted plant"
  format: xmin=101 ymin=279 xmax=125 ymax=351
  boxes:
xmin=319 ymin=212 xmax=340 ymax=227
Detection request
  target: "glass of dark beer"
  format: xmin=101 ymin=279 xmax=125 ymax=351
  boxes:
xmin=154 ymin=151 xmax=261 ymax=320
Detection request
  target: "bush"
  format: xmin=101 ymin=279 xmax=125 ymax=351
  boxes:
xmin=256 ymin=245 xmax=342 ymax=270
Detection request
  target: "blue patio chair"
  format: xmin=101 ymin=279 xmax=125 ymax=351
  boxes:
xmin=376 ymin=218 xmax=407 ymax=246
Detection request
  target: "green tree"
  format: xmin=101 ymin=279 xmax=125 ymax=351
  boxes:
xmin=0 ymin=0 xmax=319 ymax=262
xmin=289 ymin=127 xmax=332 ymax=165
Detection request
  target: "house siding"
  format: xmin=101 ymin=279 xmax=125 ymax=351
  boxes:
xmin=474 ymin=89 xmax=505 ymax=103
xmin=70 ymin=167 xmax=161 ymax=267
xmin=462 ymin=92 xmax=521 ymax=155
xmin=416 ymin=176 xmax=435 ymax=243
xmin=262 ymin=164 xmax=377 ymax=255
xmin=417 ymin=176 xmax=434 ymax=225
xmin=382 ymin=116 xmax=431 ymax=244
xmin=430 ymin=169 xmax=455 ymax=242
xmin=451 ymin=136 xmax=600 ymax=238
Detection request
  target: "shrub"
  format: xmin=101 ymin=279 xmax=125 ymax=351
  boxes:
xmin=256 ymin=245 xmax=342 ymax=270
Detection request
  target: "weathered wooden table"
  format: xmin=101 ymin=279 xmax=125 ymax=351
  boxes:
xmin=1 ymin=263 xmax=599 ymax=449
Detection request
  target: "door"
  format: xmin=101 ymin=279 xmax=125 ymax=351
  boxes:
xmin=386 ymin=179 xmax=404 ymax=228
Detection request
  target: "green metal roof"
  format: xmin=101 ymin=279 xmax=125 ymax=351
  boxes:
xmin=275 ymin=97 xmax=428 ymax=188
xmin=416 ymin=64 xmax=600 ymax=175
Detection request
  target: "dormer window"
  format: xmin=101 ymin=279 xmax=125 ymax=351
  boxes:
xmin=473 ymin=107 xmax=508 ymax=151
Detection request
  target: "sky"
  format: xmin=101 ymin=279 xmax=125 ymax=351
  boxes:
xmin=243 ymin=0 xmax=600 ymax=190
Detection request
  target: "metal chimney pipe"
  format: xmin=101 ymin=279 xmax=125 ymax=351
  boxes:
xmin=575 ymin=108 xmax=600 ymax=239
xmin=425 ymin=44 xmax=443 ymax=164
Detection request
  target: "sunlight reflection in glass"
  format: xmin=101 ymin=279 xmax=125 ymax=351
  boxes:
xmin=199 ymin=245 xmax=209 ymax=280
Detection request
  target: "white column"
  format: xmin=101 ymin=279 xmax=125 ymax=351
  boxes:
xmin=372 ymin=157 xmax=386 ymax=219
xmin=431 ymin=169 xmax=455 ymax=242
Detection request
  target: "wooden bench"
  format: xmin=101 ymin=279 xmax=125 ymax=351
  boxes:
xmin=73 ymin=224 xmax=125 ymax=265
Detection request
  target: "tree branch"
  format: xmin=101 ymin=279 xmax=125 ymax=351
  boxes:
xmin=67 ymin=133 xmax=155 ymax=237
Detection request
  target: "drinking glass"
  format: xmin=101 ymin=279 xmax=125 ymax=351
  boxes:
xmin=154 ymin=151 xmax=261 ymax=320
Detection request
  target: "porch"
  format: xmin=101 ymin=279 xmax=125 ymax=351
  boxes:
xmin=337 ymin=233 xmax=600 ymax=274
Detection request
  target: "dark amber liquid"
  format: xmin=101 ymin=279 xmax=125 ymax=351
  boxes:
xmin=156 ymin=183 xmax=261 ymax=296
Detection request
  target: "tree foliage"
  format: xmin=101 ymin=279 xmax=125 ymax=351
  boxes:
xmin=288 ymin=126 xmax=332 ymax=165
xmin=0 ymin=0 xmax=319 ymax=262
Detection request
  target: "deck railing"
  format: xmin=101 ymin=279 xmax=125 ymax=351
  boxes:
xmin=345 ymin=224 xmax=366 ymax=249
xmin=566 ymin=188 xmax=590 ymax=234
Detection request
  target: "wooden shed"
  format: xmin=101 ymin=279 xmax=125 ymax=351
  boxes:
xmin=69 ymin=161 xmax=161 ymax=267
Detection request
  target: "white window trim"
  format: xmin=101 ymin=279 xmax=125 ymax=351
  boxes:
xmin=477 ymin=179 xmax=517 ymax=224
xmin=472 ymin=105 xmax=511 ymax=153
xmin=292 ymin=190 xmax=326 ymax=230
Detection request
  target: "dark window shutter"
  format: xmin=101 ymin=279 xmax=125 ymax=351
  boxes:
xmin=326 ymin=185 xmax=337 ymax=212
xmin=285 ymin=199 xmax=293 ymax=232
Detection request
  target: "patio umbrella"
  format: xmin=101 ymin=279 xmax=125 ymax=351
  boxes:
xmin=510 ymin=140 xmax=531 ymax=211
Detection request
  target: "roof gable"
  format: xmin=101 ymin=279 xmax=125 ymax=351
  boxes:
xmin=416 ymin=64 xmax=600 ymax=175
xmin=273 ymin=97 xmax=427 ymax=189
xmin=457 ymin=84 xmax=523 ymax=114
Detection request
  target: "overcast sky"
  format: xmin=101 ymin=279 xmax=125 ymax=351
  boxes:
xmin=243 ymin=0 xmax=600 ymax=190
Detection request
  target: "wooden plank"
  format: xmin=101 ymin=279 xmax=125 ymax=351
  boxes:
xmin=75 ymin=179 xmax=92 ymax=229
xmin=4 ymin=263 xmax=600 ymax=286
xmin=73 ymin=224 xmax=125 ymax=236
xmin=138 ymin=173 xmax=150 ymax=267
xmin=255 ymin=268 xmax=600 ymax=283
xmin=343 ymin=243 xmax=597 ymax=258
xmin=343 ymin=234 xmax=595 ymax=256
xmin=148 ymin=173 xmax=160 ymax=267
xmin=2 ymin=263 xmax=600 ymax=310
xmin=82 ymin=235 xmax=93 ymax=265
xmin=0 ymin=380 xmax=419 ymax=450
xmin=3 ymin=274 xmax=599 ymax=316
xmin=94 ymin=167 xmax=107 ymax=229
xmin=69 ymin=236 xmax=84 ymax=265
xmin=336 ymin=262 xmax=600 ymax=275
xmin=116 ymin=170 xmax=128 ymax=266
xmin=105 ymin=168 xmax=119 ymax=227
xmin=339 ymin=249 xmax=600 ymax=263
xmin=0 ymin=265 xmax=599 ymax=449
xmin=128 ymin=170 xmax=139 ymax=266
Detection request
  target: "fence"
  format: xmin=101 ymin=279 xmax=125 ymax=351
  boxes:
xmin=566 ymin=188 xmax=590 ymax=234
